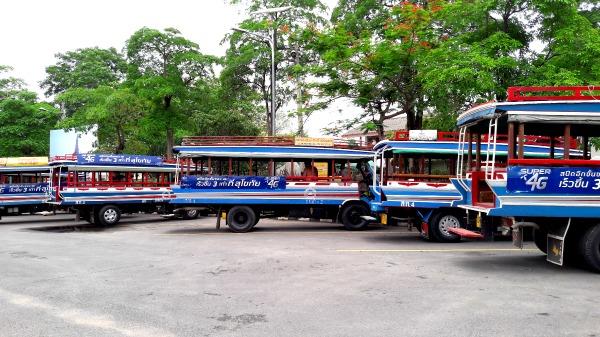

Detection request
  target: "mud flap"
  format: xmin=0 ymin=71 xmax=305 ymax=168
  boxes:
xmin=512 ymin=226 xmax=523 ymax=249
xmin=416 ymin=210 xmax=433 ymax=239
xmin=547 ymin=219 xmax=571 ymax=266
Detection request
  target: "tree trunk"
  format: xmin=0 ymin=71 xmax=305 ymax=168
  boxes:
xmin=115 ymin=125 xmax=125 ymax=154
xmin=166 ymin=128 xmax=174 ymax=159
xmin=164 ymin=95 xmax=174 ymax=159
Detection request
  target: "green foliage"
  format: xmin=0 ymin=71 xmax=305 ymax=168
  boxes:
xmin=224 ymin=0 xmax=328 ymax=135
xmin=125 ymin=27 xmax=218 ymax=157
xmin=56 ymin=86 xmax=149 ymax=153
xmin=310 ymin=0 xmax=440 ymax=138
xmin=0 ymin=67 xmax=60 ymax=155
xmin=41 ymin=47 xmax=127 ymax=97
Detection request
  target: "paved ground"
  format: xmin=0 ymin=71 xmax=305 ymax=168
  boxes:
xmin=0 ymin=213 xmax=598 ymax=337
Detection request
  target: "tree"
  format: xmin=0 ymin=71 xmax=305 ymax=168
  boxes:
xmin=0 ymin=66 xmax=60 ymax=156
xmin=528 ymin=0 xmax=600 ymax=85
xmin=41 ymin=47 xmax=127 ymax=97
xmin=56 ymin=86 xmax=148 ymax=153
xmin=225 ymin=0 xmax=328 ymax=135
xmin=310 ymin=1 xmax=441 ymax=139
xmin=420 ymin=0 xmax=529 ymax=114
xmin=125 ymin=27 xmax=217 ymax=157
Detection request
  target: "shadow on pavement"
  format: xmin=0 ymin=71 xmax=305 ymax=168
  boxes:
xmin=0 ymin=216 xmax=76 ymax=226
xmin=454 ymin=253 xmax=594 ymax=275
xmin=23 ymin=215 xmax=170 ymax=233
xmin=360 ymin=232 xmax=423 ymax=243
xmin=163 ymin=222 xmax=391 ymax=235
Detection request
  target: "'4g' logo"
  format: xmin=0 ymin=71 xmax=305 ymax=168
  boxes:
xmin=525 ymin=173 xmax=548 ymax=191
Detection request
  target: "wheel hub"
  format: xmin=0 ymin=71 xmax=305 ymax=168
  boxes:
xmin=104 ymin=209 xmax=117 ymax=223
xmin=439 ymin=215 xmax=459 ymax=236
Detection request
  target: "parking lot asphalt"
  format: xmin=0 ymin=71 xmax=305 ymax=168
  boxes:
xmin=0 ymin=214 xmax=598 ymax=337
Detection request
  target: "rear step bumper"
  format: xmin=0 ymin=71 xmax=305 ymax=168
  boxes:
xmin=448 ymin=227 xmax=484 ymax=239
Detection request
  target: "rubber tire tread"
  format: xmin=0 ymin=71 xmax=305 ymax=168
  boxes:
xmin=340 ymin=203 xmax=370 ymax=231
xmin=226 ymin=206 xmax=256 ymax=233
xmin=429 ymin=212 xmax=461 ymax=243
xmin=580 ymin=225 xmax=600 ymax=273
xmin=95 ymin=205 xmax=121 ymax=227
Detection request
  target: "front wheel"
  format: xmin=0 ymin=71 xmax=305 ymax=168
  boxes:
xmin=579 ymin=224 xmax=600 ymax=272
xmin=341 ymin=203 xmax=370 ymax=231
xmin=95 ymin=205 xmax=121 ymax=226
xmin=226 ymin=206 xmax=256 ymax=233
xmin=430 ymin=212 xmax=462 ymax=243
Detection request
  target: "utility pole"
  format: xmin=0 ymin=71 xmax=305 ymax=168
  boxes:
xmin=234 ymin=6 xmax=293 ymax=136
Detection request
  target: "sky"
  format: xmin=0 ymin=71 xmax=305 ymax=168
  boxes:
xmin=0 ymin=0 xmax=360 ymax=137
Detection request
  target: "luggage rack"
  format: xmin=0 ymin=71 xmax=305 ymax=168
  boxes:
xmin=180 ymin=136 xmax=372 ymax=149
xmin=507 ymin=85 xmax=600 ymax=101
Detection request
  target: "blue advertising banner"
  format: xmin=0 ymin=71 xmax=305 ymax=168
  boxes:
xmin=0 ymin=183 xmax=49 ymax=194
xmin=507 ymin=166 xmax=600 ymax=194
xmin=180 ymin=176 xmax=286 ymax=190
xmin=77 ymin=154 xmax=163 ymax=166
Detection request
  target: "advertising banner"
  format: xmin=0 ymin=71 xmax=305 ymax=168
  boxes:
xmin=77 ymin=154 xmax=163 ymax=166
xmin=294 ymin=137 xmax=335 ymax=147
xmin=180 ymin=176 xmax=286 ymax=190
xmin=0 ymin=183 xmax=49 ymax=194
xmin=507 ymin=166 xmax=600 ymax=194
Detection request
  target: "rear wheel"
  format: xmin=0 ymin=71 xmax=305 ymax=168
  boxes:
xmin=182 ymin=209 xmax=199 ymax=220
xmin=579 ymin=224 xmax=600 ymax=272
xmin=95 ymin=205 xmax=121 ymax=226
xmin=340 ymin=203 xmax=370 ymax=231
xmin=226 ymin=206 xmax=256 ymax=233
xmin=430 ymin=212 xmax=461 ymax=243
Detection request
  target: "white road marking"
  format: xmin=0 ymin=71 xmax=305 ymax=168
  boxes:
xmin=0 ymin=287 xmax=175 ymax=337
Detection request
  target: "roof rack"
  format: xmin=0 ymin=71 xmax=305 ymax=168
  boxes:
xmin=180 ymin=136 xmax=372 ymax=149
xmin=182 ymin=136 xmax=294 ymax=146
xmin=392 ymin=130 xmax=578 ymax=149
xmin=507 ymin=86 xmax=600 ymax=102
xmin=394 ymin=130 xmax=459 ymax=141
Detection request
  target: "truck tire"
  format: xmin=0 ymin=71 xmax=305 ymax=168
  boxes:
xmin=430 ymin=212 xmax=461 ymax=243
xmin=341 ymin=203 xmax=370 ymax=231
xmin=226 ymin=206 xmax=256 ymax=233
xmin=95 ymin=205 xmax=121 ymax=226
xmin=533 ymin=229 xmax=547 ymax=254
xmin=579 ymin=224 xmax=600 ymax=272
xmin=182 ymin=209 xmax=199 ymax=220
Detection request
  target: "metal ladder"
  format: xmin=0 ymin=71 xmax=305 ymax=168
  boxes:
xmin=484 ymin=117 xmax=499 ymax=179
xmin=455 ymin=127 xmax=470 ymax=191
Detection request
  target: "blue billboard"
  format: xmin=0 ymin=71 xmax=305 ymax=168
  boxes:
xmin=77 ymin=154 xmax=163 ymax=166
xmin=180 ymin=176 xmax=286 ymax=190
xmin=0 ymin=183 xmax=49 ymax=194
xmin=507 ymin=166 xmax=600 ymax=194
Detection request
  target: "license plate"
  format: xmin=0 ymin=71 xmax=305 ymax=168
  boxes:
xmin=380 ymin=213 xmax=387 ymax=225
